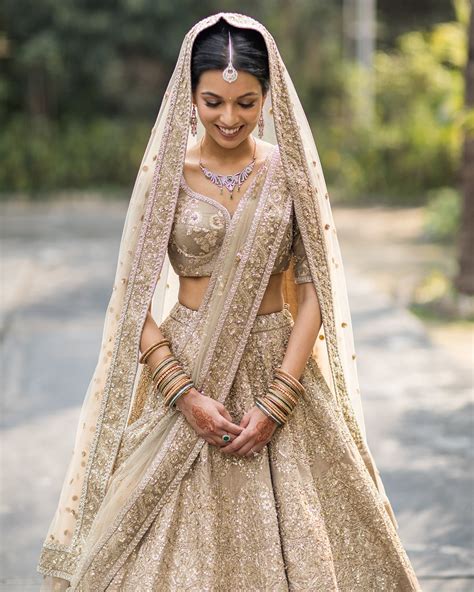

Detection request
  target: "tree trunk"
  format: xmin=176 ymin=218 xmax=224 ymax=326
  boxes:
xmin=455 ymin=4 xmax=474 ymax=295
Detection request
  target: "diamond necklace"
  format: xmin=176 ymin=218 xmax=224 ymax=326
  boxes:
xmin=199 ymin=136 xmax=257 ymax=200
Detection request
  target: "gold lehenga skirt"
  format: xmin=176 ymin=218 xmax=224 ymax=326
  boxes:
xmin=103 ymin=301 xmax=420 ymax=591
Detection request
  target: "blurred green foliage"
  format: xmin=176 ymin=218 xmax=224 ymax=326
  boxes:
xmin=0 ymin=0 xmax=466 ymax=201
xmin=422 ymin=186 xmax=461 ymax=242
xmin=0 ymin=115 xmax=150 ymax=194
xmin=324 ymin=8 xmax=467 ymax=203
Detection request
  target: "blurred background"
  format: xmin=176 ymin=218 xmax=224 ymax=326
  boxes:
xmin=1 ymin=0 xmax=473 ymax=590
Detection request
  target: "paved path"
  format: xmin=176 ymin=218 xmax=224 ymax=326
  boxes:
xmin=0 ymin=200 xmax=472 ymax=590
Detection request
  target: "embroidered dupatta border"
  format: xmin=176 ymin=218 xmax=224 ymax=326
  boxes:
xmin=37 ymin=25 xmax=195 ymax=580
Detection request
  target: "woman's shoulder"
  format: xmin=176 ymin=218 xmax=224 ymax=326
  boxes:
xmin=182 ymin=147 xmax=200 ymax=176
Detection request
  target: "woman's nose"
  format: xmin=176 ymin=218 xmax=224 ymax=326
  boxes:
xmin=220 ymin=103 xmax=239 ymax=126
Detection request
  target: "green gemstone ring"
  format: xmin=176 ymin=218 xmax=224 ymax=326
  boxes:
xmin=222 ymin=434 xmax=231 ymax=442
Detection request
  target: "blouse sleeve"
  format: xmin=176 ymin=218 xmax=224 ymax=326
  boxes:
xmin=292 ymin=206 xmax=313 ymax=284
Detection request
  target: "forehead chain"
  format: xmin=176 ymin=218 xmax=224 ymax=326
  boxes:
xmin=222 ymin=31 xmax=238 ymax=83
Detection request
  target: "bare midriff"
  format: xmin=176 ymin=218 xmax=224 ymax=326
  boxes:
xmin=178 ymin=272 xmax=285 ymax=315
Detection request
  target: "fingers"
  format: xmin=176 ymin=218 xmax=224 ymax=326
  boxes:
xmin=180 ymin=396 xmax=239 ymax=449
xmin=203 ymin=433 xmax=230 ymax=447
xmin=244 ymin=445 xmax=265 ymax=458
xmin=206 ymin=427 xmax=268 ymax=457
xmin=208 ymin=416 xmax=244 ymax=444
xmin=220 ymin=428 xmax=251 ymax=455
xmin=219 ymin=423 xmax=270 ymax=457
xmin=210 ymin=402 xmax=244 ymax=436
xmin=209 ymin=413 xmax=244 ymax=440
xmin=218 ymin=405 xmax=234 ymax=424
xmin=207 ymin=407 xmax=277 ymax=457
xmin=200 ymin=415 xmax=243 ymax=448
xmin=235 ymin=440 xmax=258 ymax=457
xmin=219 ymin=418 xmax=244 ymax=437
xmin=239 ymin=412 xmax=251 ymax=428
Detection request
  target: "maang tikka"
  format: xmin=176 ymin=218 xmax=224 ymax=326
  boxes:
xmin=222 ymin=31 xmax=238 ymax=83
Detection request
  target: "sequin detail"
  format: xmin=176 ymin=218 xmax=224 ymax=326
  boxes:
xmin=103 ymin=302 xmax=419 ymax=591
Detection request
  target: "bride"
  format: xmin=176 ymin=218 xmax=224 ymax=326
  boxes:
xmin=37 ymin=12 xmax=422 ymax=591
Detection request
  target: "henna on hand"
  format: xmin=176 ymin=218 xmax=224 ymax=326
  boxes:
xmin=255 ymin=419 xmax=275 ymax=443
xmin=192 ymin=405 xmax=216 ymax=432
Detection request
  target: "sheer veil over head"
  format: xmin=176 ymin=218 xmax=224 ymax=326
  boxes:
xmin=38 ymin=11 xmax=398 ymax=587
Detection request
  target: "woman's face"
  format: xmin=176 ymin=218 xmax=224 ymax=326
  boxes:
xmin=193 ymin=69 xmax=267 ymax=149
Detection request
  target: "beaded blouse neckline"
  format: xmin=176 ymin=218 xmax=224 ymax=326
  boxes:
xmin=180 ymin=144 xmax=278 ymax=221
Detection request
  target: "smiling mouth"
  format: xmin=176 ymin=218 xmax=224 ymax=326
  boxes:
xmin=216 ymin=124 xmax=244 ymax=138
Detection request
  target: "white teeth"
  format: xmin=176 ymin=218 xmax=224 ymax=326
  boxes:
xmin=218 ymin=126 xmax=241 ymax=136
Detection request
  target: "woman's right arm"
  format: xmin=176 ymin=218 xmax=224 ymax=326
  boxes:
xmin=140 ymin=307 xmax=244 ymax=446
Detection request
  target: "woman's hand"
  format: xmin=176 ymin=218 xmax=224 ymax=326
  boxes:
xmin=220 ymin=405 xmax=278 ymax=458
xmin=176 ymin=387 xmax=244 ymax=447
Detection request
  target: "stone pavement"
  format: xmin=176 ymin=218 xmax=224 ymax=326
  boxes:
xmin=0 ymin=199 xmax=472 ymax=590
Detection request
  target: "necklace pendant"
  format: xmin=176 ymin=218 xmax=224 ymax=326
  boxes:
xmin=199 ymin=136 xmax=257 ymax=202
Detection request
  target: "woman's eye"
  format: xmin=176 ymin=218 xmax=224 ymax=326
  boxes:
xmin=204 ymin=102 xmax=256 ymax=109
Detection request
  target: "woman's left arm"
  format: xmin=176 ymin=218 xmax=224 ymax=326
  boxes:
xmin=279 ymin=281 xmax=322 ymax=381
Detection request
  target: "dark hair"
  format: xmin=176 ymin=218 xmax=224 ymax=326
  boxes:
xmin=191 ymin=19 xmax=270 ymax=95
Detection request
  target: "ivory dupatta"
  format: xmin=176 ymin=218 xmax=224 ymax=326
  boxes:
xmin=38 ymin=12 xmax=397 ymax=587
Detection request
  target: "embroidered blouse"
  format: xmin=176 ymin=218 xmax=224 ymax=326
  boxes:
xmin=167 ymin=175 xmax=312 ymax=284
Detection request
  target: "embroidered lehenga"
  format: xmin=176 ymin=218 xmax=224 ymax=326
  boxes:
xmin=37 ymin=12 xmax=422 ymax=592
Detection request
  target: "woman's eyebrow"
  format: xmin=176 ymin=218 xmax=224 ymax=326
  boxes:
xmin=200 ymin=91 xmax=259 ymax=99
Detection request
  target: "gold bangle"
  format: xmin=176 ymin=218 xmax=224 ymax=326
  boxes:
xmin=270 ymin=382 xmax=299 ymax=405
xmin=163 ymin=375 xmax=193 ymax=404
xmin=274 ymin=368 xmax=305 ymax=394
xmin=259 ymin=397 xmax=288 ymax=424
xmin=161 ymin=371 xmax=190 ymax=399
xmin=265 ymin=392 xmax=294 ymax=416
xmin=255 ymin=397 xmax=284 ymax=426
xmin=157 ymin=366 xmax=185 ymax=392
xmin=267 ymin=383 xmax=297 ymax=406
xmin=153 ymin=362 xmax=181 ymax=387
xmin=145 ymin=344 xmax=172 ymax=367
xmin=151 ymin=356 xmax=176 ymax=382
xmin=150 ymin=354 xmax=174 ymax=375
xmin=274 ymin=372 xmax=304 ymax=397
xmin=139 ymin=339 xmax=171 ymax=364
xmin=274 ymin=366 xmax=303 ymax=387
xmin=274 ymin=374 xmax=303 ymax=396
xmin=272 ymin=380 xmax=300 ymax=404
xmin=266 ymin=389 xmax=295 ymax=413
xmin=161 ymin=373 xmax=188 ymax=397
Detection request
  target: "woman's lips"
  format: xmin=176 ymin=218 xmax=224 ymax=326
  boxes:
xmin=215 ymin=124 xmax=244 ymax=139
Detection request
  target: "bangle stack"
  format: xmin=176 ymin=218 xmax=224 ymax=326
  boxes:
xmin=139 ymin=339 xmax=171 ymax=364
xmin=255 ymin=367 xmax=305 ymax=426
xmin=139 ymin=339 xmax=194 ymax=409
xmin=151 ymin=355 xmax=194 ymax=408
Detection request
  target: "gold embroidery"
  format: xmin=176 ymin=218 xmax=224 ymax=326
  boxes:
xmin=38 ymin=14 xmax=421 ymax=592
